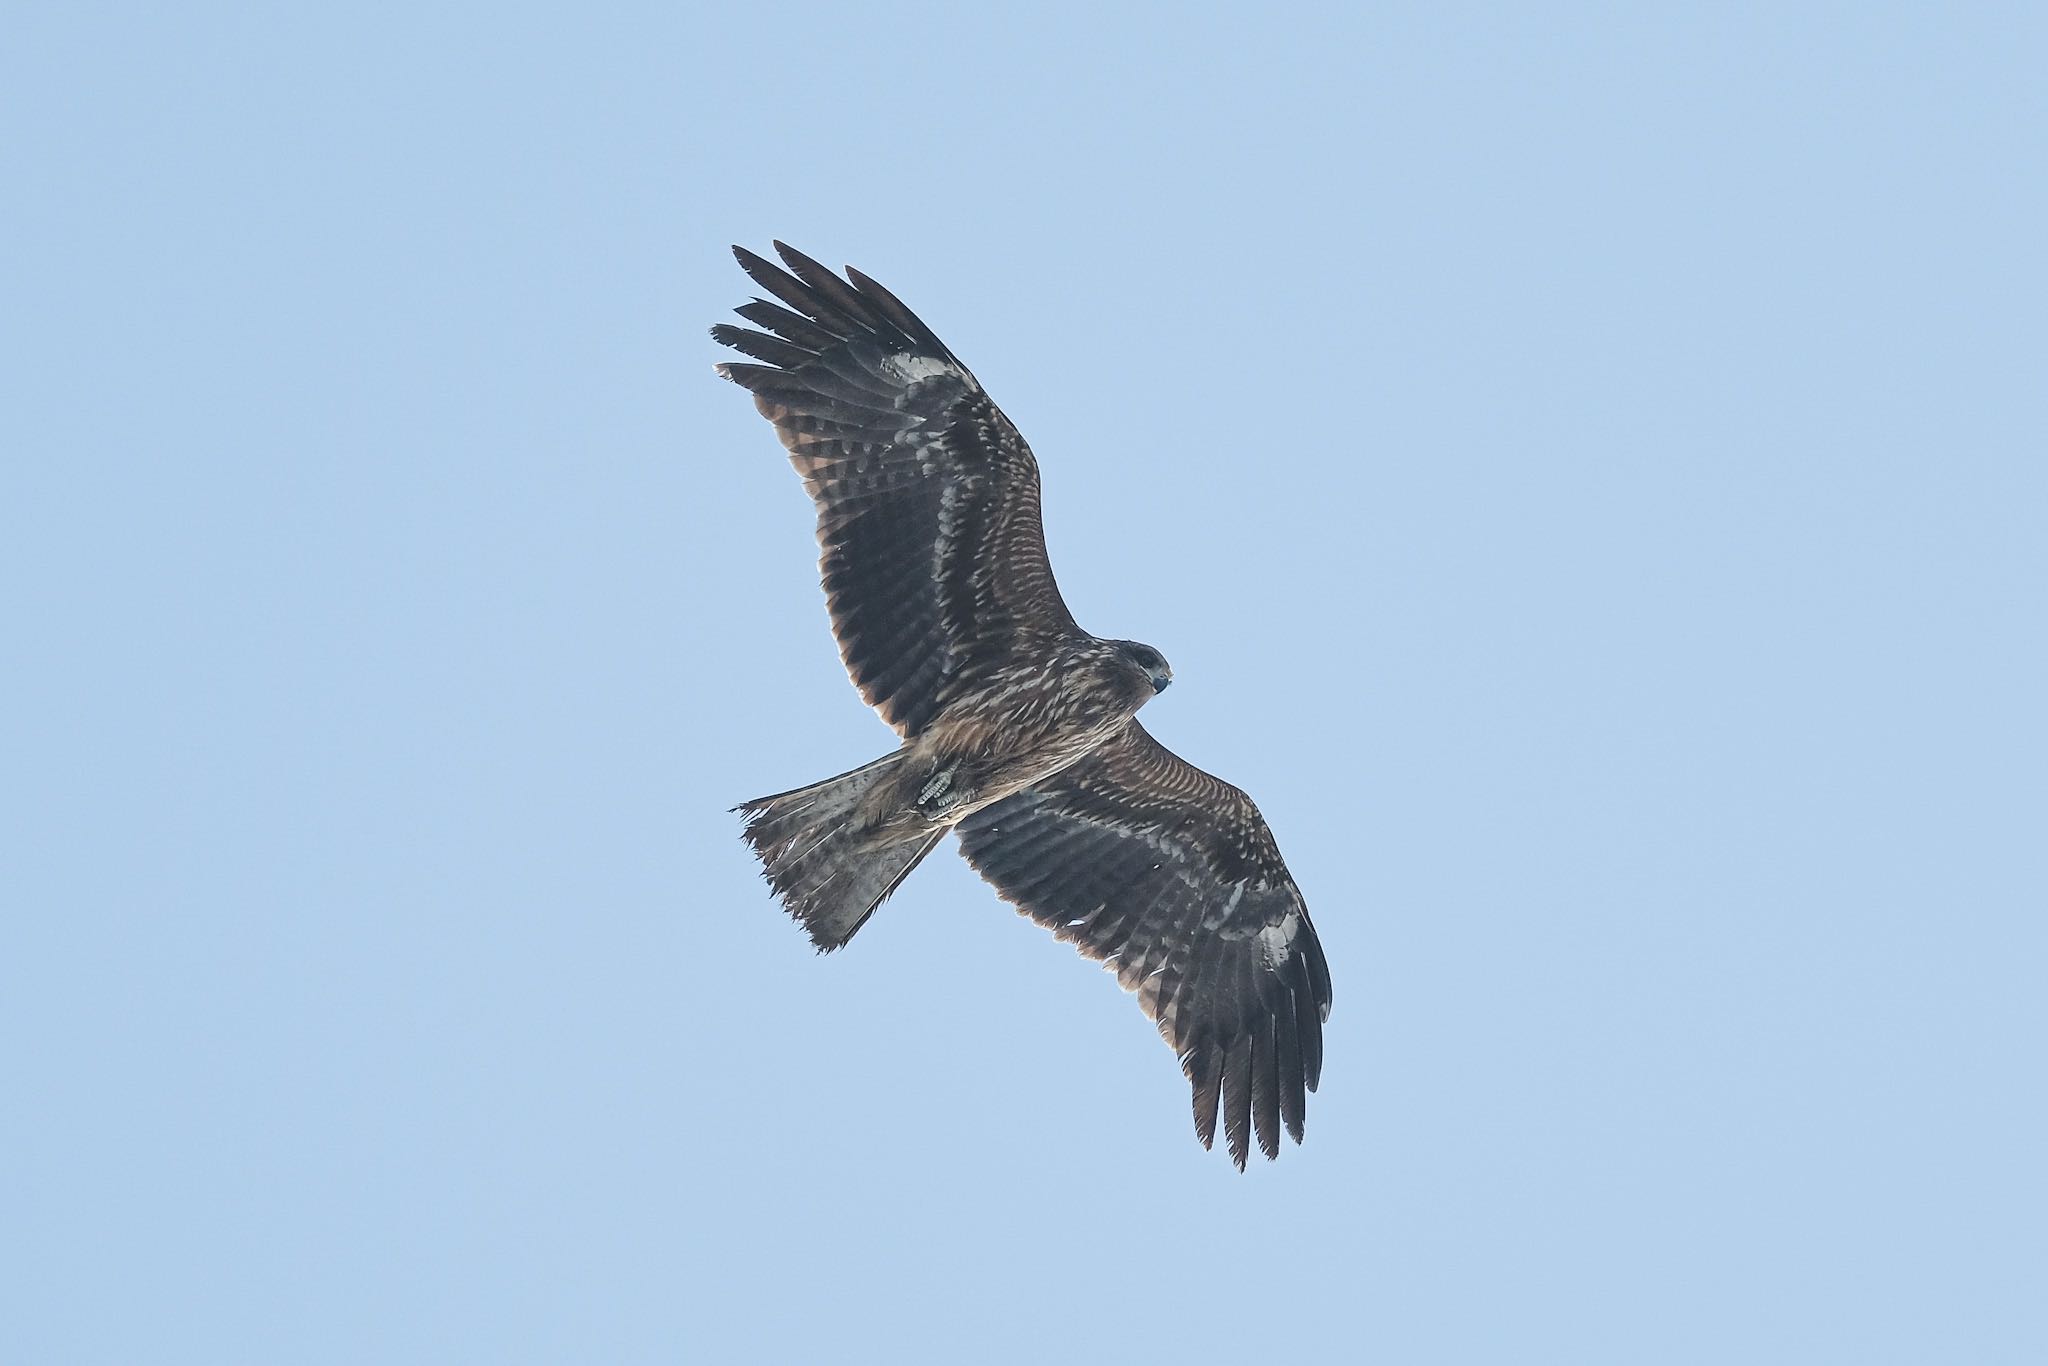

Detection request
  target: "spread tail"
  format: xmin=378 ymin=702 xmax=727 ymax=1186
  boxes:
xmin=735 ymin=755 xmax=942 ymax=951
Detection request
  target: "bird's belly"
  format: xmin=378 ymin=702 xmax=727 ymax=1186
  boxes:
xmin=912 ymin=714 xmax=1126 ymax=823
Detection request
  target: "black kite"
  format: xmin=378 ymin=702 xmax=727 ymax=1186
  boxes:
xmin=716 ymin=244 xmax=1332 ymax=1167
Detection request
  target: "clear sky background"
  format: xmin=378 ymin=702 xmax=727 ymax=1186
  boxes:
xmin=5 ymin=4 xmax=2044 ymax=1363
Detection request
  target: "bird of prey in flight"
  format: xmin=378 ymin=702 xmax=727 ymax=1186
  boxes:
xmin=716 ymin=243 xmax=1331 ymax=1168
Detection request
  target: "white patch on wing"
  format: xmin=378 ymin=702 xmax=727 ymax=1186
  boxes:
xmin=885 ymin=353 xmax=955 ymax=383
xmin=1257 ymin=914 xmax=1300 ymax=970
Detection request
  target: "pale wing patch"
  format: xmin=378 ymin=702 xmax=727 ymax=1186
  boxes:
xmin=884 ymin=353 xmax=961 ymax=385
xmin=1257 ymin=914 xmax=1301 ymax=970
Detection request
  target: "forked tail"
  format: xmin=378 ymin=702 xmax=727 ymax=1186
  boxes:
xmin=735 ymin=754 xmax=942 ymax=951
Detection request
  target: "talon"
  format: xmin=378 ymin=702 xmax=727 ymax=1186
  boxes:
xmin=917 ymin=763 xmax=957 ymax=810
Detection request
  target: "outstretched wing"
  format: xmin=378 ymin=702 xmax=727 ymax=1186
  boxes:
xmin=954 ymin=723 xmax=1333 ymax=1169
xmin=714 ymin=243 xmax=1077 ymax=738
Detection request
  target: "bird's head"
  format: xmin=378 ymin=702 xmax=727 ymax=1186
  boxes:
xmin=1114 ymin=639 xmax=1173 ymax=696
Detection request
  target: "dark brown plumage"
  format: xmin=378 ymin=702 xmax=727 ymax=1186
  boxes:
xmin=718 ymin=243 xmax=1331 ymax=1168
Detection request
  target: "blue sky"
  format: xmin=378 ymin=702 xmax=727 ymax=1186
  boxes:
xmin=5 ymin=4 xmax=2044 ymax=1362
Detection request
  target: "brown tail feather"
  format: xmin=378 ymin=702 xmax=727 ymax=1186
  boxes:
xmin=735 ymin=755 xmax=942 ymax=951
